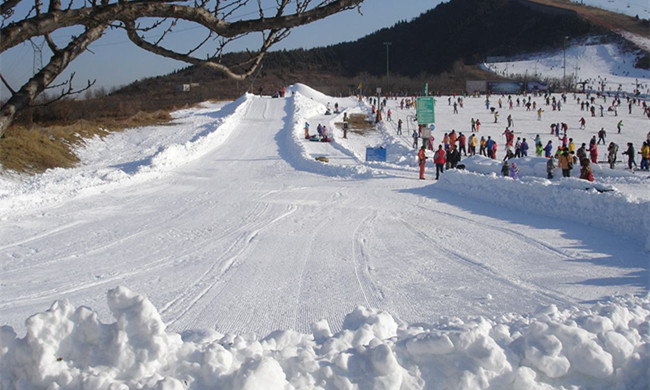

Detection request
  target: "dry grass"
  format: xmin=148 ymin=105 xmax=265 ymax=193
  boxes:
xmin=334 ymin=113 xmax=375 ymax=135
xmin=0 ymin=111 xmax=172 ymax=174
xmin=529 ymin=0 xmax=650 ymax=38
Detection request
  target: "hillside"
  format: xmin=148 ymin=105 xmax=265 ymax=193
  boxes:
xmin=107 ymin=0 xmax=614 ymax=100
xmin=11 ymin=0 xmax=645 ymax=128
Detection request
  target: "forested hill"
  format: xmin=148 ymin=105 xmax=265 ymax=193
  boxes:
xmin=251 ymin=0 xmax=602 ymax=77
xmin=108 ymin=0 xmax=621 ymax=107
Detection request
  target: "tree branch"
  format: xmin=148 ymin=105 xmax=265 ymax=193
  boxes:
xmin=0 ymin=24 xmax=106 ymax=134
xmin=1 ymin=0 xmax=364 ymax=53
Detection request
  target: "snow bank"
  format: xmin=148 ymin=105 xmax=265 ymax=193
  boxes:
xmin=1 ymin=287 xmax=648 ymax=389
xmin=283 ymin=90 xmax=375 ymax=179
xmin=434 ymin=167 xmax=650 ymax=250
xmin=0 ymin=96 xmax=252 ymax=217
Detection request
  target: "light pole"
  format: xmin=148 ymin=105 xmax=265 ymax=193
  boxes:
xmin=383 ymin=42 xmax=392 ymax=78
xmin=563 ymin=36 xmax=568 ymax=91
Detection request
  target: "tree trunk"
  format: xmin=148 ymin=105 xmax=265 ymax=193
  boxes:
xmin=0 ymin=25 xmax=106 ymax=137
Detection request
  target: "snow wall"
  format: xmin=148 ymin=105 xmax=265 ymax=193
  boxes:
xmin=434 ymin=170 xmax=650 ymax=251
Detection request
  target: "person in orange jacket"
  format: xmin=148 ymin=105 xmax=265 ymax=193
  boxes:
xmin=433 ymin=144 xmax=446 ymax=180
xmin=418 ymin=145 xmax=427 ymax=180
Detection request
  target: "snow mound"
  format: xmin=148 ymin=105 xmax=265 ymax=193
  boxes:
xmin=1 ymin=287 xmax=648 ymax=389
xmin=286 ymin=83 xmax=331 ymax=103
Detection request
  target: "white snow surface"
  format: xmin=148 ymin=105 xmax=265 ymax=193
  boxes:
xmin=1 ymin=75 xmax=650 ymax=387
xmin=484 ymin=41 xmax=650 ymax=95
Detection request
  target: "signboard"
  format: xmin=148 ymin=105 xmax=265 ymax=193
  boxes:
xmin=487 ymin=81 xmax=524 ymax=94
xmin=365 ymin=147 xmax=387 ymax=162
xmin=416 ymin=96 xmax=435 ymax=125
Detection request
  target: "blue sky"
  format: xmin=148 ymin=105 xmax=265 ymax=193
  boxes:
xmin=0 ymin=0 xmax=443 ymax=98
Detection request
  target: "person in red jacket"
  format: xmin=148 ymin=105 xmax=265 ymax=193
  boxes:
xmin=433 ymin=145 xmax=446 ymax=180
xmin=418 ymin=145 xmax=427 ymax=180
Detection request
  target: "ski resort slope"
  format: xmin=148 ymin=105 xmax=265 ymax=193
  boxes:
xmin=0 ymin=83 xmax=649 ymax=388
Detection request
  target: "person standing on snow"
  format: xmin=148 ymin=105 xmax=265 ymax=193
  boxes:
xmin=418 ymin=146 xmax=427 ymax=180
xmin=501 ymin=160 xmax=510 ymax=177
xmin=589 ymin=143 xmax=598 ymax=164
xmin=607 ymin=142 xmax=618 ymax=169
xmin=433 ymin=145 xmax=446 ymax=180
xmin=412 ymin=129 xmax=419 ymax=149
xmin=544 ymin=140 xmax=554 ymax=158
xmin=520 ymin=138 xmax=529 ymax=157
xmin=546 ymin=155 xmax=556 ymax=179
xmin=486 ymin=136 xmax=496 ymax=159
xmin=558 ymin=150 xmax=573 ymax=177
xmin=597 ymin=128 xmax=606 ymax=144
xmin=458 ymin=133 xmax=467 ymax=156
xmin=617 ymin=120 xmax=623 ymax=133
xmin=469 ymin=134 xmax=477 ymax=156
xmin=622 ymin=142 xmax=637 ymax=170
xmin=639 ymin=141 xmax=649 ymax=171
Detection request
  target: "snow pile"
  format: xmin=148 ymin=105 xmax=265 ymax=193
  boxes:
xmin=1 ymin=287 xmax=648 ymax=389
xmin=433 ymin=166 xmax=650 ymax=249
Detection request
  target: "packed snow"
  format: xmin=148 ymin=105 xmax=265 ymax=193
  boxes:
xmin=1 ymin=47 xmax=650 ymax=389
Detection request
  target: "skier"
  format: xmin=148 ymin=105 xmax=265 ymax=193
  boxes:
xmin=397 ymin=119 xmax=403 ymax=135
xmin=617 ymin=120 xmax=623 ymax=133
xmin=412 ymin=129 xmax=419 ymax=149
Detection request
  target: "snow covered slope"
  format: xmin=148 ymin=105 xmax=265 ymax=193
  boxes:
xmin=1 ymin=81 xmax=648 ymax=388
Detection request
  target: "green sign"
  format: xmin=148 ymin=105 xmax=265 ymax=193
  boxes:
xmin=416 ymin=96 xmax=435 ymax=125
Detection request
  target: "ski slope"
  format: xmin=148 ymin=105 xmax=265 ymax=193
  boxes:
xmin=1 ymin=81 xmax=649 ymax=388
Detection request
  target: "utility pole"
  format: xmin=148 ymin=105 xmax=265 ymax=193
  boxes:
xmin=563 ymin=36 xmax=568 ymax=91
xmin=383 ymin=42 xmax=391 ymax=78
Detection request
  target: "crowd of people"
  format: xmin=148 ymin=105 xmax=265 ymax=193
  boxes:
xmin=410 ymin=90 xmax=649 ymax=181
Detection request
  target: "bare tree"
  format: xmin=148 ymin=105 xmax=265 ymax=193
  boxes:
xmin=0 ymin=0 xmax=364 ymax=135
